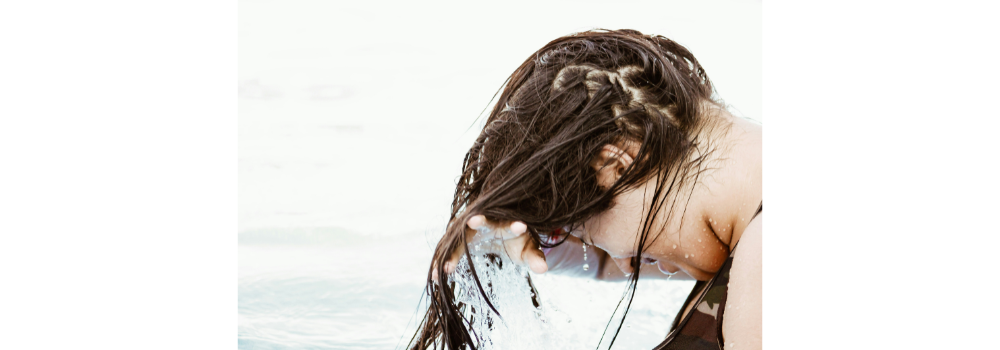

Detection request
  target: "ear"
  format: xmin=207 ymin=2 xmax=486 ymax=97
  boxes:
xmin=591 ymin=144 xmax=635 ymax=189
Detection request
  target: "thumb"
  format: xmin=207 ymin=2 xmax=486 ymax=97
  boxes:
xmin=522 ymin=243 xmax=548 ymax=274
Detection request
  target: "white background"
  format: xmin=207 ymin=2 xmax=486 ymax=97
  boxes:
xmin=238 ymin=0 xmax=761 ymax=235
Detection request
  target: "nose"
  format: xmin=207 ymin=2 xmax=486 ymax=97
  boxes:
xmin=611 ymin=257 xmax=634 ymax=275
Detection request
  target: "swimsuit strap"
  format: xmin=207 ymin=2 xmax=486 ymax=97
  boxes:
xmin=655 ymin=201 xmax=762 ymax=350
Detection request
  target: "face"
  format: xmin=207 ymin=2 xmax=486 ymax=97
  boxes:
xmin=579 ymin=174 xmax=729 ymax=281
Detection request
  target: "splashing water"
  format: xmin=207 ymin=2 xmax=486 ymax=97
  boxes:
xmin=448 ymin=234 xmax=570 ymax=349
xmin=239 ymin=227 xmax=693 ymax=350
xmin=441 ymin=226 xmax=699 ymax=350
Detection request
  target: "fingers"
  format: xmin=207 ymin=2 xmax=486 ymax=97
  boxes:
xmin=466 ymin=215 xmax=527 ymax=240
xmin=467 ymin=215 xmax=487 ymax=230
xmin=444 ymin=242 xmax=465 ymax=274
xmin=523 ymin=244 xmax=548 ymax=274
xmin=502 ymin=233 xmax=548 ymax=274
xmin=436 ymin=215 xmax=538 ymax=281
xmin=509 ymin=221 xmax=527 ymax=236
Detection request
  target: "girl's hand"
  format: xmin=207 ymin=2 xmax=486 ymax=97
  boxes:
xmin=437 ymin=215 xmax=548 ymax=280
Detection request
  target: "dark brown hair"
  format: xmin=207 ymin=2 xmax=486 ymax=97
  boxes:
xmin=407 ymin=29 xmax=718 ymax=350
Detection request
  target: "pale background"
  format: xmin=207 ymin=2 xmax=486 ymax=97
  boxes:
xmin=239 ymin=0 xmax=761 ymax=234
xmin=239 ymin=0 xmax=759 ymax=348
xmin=4 ymin=1 xmax=997 ymax=350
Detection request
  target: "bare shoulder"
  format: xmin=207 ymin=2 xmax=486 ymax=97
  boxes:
xmin=722 ymin=213 xmax=762 ymax=350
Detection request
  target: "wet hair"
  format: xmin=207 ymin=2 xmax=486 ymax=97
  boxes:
xmin=408 ymin=29 xmax=719 ymax=350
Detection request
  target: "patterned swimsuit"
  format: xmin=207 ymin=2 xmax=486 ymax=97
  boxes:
xmin=653 ymin=203 xmax=762 ymax=350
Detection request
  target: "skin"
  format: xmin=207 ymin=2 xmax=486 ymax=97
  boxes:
xmin=441 ymin=109 xmax=761 ymax=350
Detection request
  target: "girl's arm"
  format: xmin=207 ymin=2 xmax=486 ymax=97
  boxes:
xmin=722 ymin=213 xmax=762 ymax=350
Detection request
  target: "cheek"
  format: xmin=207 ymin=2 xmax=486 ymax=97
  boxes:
xmin=585 ymin=205 xmax=642 ymax=258
xmin=585 ymin=191 xmax=656 ymax=257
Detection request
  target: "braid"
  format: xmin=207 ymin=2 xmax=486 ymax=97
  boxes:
xmin=411 ymin=29 xmax=719 ymax=350
xmin=550 ymin=63 xmax=682 ymax=141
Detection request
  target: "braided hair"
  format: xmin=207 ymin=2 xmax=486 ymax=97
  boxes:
xmin=409 ymin=29 xmax=720 ymax=350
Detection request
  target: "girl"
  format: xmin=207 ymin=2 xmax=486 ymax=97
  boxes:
xmin=411 ymin=29 xmax=761 ymax=350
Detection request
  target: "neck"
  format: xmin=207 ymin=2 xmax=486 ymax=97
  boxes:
xmin=609 ymin=107 xmax=762 ymax=280
xmin=695 ymin=109 xmax=762 ymax=250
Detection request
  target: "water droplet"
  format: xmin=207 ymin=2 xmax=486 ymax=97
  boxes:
xmin=684 ymin=254 xmax=689 ymax=258
xmin=673 ymin=244 xmax=677 ymax=249
xmin=698 ymin=238 xmax=702 ymax=242
xmin=582 ymin=263 xmax=589 ymax=271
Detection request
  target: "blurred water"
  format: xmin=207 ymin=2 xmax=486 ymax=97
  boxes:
xmin=238 ymin=229 xmax=694 ymax=349
xmin=239 ymin=231 xmax=433 ymax=349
